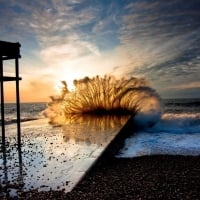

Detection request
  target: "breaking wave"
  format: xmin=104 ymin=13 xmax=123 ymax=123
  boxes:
xmin=43 ymin=75 xmax=162 ymax=126
xmin=118 ymin=113 xmax=200 ymax=157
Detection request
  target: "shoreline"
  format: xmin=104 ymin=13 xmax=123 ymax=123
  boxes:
xmin=1 ymin=117 xmax=200 ymax=199
xmin=5 ymin=155 xmax=200 ymax=200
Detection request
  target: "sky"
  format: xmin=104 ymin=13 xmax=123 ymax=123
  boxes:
xmin=0 ymin=0 xmax=200 ymax=102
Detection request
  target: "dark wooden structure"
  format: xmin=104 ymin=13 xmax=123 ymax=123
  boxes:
xmin=0 ymin=41 xmax=22 ymax=148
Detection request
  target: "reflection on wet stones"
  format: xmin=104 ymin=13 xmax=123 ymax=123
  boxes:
xmin=61 ymin=115 xmax=129 ymax=145
xmin=0 ymin=115 xmax=129 ymax=198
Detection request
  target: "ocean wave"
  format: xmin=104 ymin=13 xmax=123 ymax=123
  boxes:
xmin=0 ymin=103 xmax=46 ymax=126
xmin=149 ymin=113 xmax=200 ymax=134
xmin=163 ymin=98 xmax=200 ymax=114
xmin=118 ymin=112 xmax=200 ymax=158
xmin=163 ymin=98 xmax=200 ymax=107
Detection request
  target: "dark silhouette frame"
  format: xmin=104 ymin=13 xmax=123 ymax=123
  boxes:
xmin=0 ymin=40 xmax=22 ymax=148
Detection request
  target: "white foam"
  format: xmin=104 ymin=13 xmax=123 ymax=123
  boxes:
xmin=133 ymin=95 xmax=162 ymax=128
xmin=118 ymin=113 xmax=200 ymax=157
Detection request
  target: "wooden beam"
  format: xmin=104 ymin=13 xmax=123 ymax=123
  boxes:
xmin=0 ymin=76 xmax=22 ymax=82
xmin=1 ymin=55 xmax=21 ymax=61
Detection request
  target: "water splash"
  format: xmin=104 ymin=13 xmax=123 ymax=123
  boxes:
xmin=43 ymin=75 xmax=162 ymax=126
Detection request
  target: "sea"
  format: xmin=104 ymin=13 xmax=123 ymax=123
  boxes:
xmin=119 ymin=98 xmax=200 ymax=157
xmin=0 ymin=102 xmax=46 ymax=124
xmin=0 ymin=98 xmax=200 ymax=195
xmin=1 ymin=98 xmax=200 ymax=157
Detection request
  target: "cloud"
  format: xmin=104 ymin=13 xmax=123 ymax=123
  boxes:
xmin=0 ymin=1 xmax=103 ymax=67
xmin=0 ymin=1 xmax=98 ymax=47
xmin=20 ymin=74 xmax=57 ymax=102
xmin=40 ymin=43 xmax=84 ymax=63
xmin=115 ymin=0 xmax=200 ymax=78
xmin=168 ymin=82 xmax=200 ymax=90
xmin=105 ymin=0 xmax=200 ymax=99
xmin=1 ymin=0 xmax=200 ymax=100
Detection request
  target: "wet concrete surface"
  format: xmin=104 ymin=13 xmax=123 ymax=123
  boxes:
xmin=0 ymin=115 xmax=129 ymax=197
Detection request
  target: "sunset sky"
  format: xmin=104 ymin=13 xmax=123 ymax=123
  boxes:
xmin=1 ymin=0 xmax=200 ymax=102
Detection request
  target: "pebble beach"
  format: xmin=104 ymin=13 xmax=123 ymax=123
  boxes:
xmin=6 ymin=155 xmax=200 ymax=200
xmin=1 ymin=116 xmax=200 ymax=199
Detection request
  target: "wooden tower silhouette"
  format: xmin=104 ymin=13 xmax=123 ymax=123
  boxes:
xmin=0 ymin=41 xmax=22 ymax=148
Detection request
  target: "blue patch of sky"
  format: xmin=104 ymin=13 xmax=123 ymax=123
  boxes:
xmin=78 ymin=23 xmax=120 ymax=51
xmin=0 ymin=2 xmax=6 ymax=10
xmin=75 ymin=1 xmax=125 ymax=51
xmin=11 ymin=5 xmax=25 ymax=14
xmin=98 ymin=37 xmax=120 ymax=52
xmin=10 ymin=35 xmax=38 ymax=57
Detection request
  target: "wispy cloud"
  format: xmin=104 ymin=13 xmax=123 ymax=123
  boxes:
xmin=0 ymin=0 xmax=99 ymax=54
xmin=116 ymin=0 xmax=200 ymax=76
xmin=106 ymin=0 xmax=200 ymax=97
xmin=1 ymin=0 xmax=200 ymax=100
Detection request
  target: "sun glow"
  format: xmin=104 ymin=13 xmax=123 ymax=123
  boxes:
xmin=54 ymin=66 xmax=88 ymax=92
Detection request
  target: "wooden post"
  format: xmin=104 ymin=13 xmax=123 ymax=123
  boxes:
xmin=0 ymin=41 xmax=23 ymax=191
xmin=0 ymin=41 xmax=21 ymax=148
xmin=0 ymin=56 xmax=5 ymax=145
xmin=15 ymin=57 xmax=21 ymax=148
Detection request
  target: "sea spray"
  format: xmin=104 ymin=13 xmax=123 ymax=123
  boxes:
xmin=43 ymin=75 xmax=162 ymax=126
